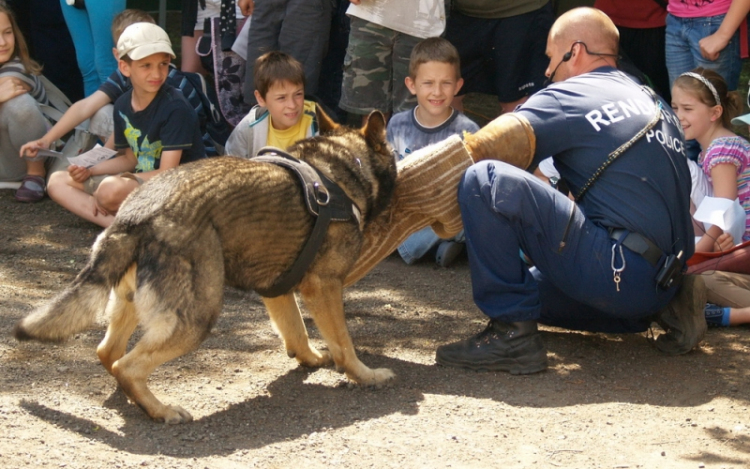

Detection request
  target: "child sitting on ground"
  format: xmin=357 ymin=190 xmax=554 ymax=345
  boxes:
xmin=224 ymin=50 xmax=319 ymax=158
xmin=43 ymin=22 xmax=205 ymax=228
xmin=20 ymin=9 xmax=225 ymax=162
xmin=0 ymin=4 xmax=50 ymax=202
xmin=387 ymin=37 xmax=479 ymax=267
xmin=672 ymin=67 xmax=750 ymax=326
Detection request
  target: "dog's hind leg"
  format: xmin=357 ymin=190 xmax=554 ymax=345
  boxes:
xmin=262 ymin=293 xmax=333 ymax=367
xmin=299 ymin=276 xmax=395 ymax=386
xmin=110 ymin=238 xmax=225 ymax=424
xmin=110 ymin=279 xmax=222 ymax=424
xmin=97 ymin=265 xmax=139 ymax=374
xmin=111 ymin=325 xmax=203 ymax=424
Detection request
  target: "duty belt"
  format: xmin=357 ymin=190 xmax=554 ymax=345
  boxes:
xmin=609 ymin=228 xmax=663 ymax=267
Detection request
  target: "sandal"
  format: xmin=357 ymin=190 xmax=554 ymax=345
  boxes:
xmin=14 ymin=175 xmax=46 ymax=203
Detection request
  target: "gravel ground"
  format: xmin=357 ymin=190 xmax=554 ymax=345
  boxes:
xmin=1 ymin=189 xmax=750 ymax=469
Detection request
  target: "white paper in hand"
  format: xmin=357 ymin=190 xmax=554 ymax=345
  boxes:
xmin=67 ymin=144 xmax=117 ymax=168
xmin=693 ymin=196 xmax=746 ymax=245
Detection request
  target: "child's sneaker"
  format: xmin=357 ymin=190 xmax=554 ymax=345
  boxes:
xmin=14 ymin=175 xmax=46 ymax=203
xmin=704 ymin=303 xmax=730 ymax=327
xmin=436 ymin=241 xmax=463 ymax=267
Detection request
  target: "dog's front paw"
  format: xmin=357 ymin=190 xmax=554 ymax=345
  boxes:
xmin=294 ymin=348 xmax=333 ymax=368
xmin=351 ymin=367 xmax=395 ymax=387
xmin=152 ymin=405 xmax=193 ymax=425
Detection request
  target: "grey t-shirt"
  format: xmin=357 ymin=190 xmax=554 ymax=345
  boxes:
xmin=387 ymin=107 xmax=480 ymax=161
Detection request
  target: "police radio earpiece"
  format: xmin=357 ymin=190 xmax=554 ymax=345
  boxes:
xmin=546 ymin=41 xmax=618 ymax=86
xmin=546 ymin=43 xmax=577 ymax=84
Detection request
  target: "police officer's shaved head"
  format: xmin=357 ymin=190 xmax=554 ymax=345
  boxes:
xmin=550 ymin=7 xmax=619 ymax=58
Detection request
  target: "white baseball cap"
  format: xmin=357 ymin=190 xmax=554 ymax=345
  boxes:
xmin=117 ymin=23 xmax=176 ymax=61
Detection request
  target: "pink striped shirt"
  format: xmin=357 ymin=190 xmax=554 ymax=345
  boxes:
xmin=699 ymin=135 xmax=750 ymax=241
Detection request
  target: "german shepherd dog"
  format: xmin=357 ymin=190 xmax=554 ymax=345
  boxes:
xmin=14 ymin=110 xmax=397 ymax=424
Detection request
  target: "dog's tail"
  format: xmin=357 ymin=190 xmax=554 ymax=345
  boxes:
xmin=14 ymin=229 xmax=139 ymax=342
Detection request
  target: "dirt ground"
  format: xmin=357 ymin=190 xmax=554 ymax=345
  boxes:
xmin=1 ymin=188 xmax=749 ymax=469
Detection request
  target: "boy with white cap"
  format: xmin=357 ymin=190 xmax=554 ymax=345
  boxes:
xmin=45 ymin=22 xmax=205 ymax=228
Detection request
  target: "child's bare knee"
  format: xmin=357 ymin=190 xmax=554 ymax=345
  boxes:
xmin=95 ymin=176 xmax=134 ymax=213
xmin=47 ymin=171 xmax=73 ymax=201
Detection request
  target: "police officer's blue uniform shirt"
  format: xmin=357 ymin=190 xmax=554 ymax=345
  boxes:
xmin=516 ymin=66 xmax=693 ymax=260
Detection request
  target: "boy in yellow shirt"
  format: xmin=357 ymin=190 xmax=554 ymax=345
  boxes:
xmin=225 ymin=51 xmax=319 ymax=158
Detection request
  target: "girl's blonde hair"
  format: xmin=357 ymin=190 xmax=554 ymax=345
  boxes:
xmin=0 ymin=5 xmax=42 ymax=75
xmin=673 ymin=67 xmax=743 ymax=128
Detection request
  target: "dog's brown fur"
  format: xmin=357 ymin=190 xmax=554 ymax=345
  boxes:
xmin=14 ymin=110 xmax=397 ymax=424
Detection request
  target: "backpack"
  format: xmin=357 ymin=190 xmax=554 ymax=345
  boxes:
xmin=196 ymin=16 xmax=252 ymax=127
xmin=166 ymin=67 xmax=233 ymax=156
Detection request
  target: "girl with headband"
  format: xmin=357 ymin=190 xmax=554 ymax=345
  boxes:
xmin=672 ymin=67 xmax=750 ymax=327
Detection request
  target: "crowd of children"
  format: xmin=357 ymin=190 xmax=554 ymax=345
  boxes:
xmin=3 ymin=3 xmax=750 ymax=327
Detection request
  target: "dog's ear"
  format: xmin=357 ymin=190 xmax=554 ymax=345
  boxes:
xmin=316 ymin=104 xmax=339 ymax=134
xmin=361 ymin=110 xmax=388 ymax=153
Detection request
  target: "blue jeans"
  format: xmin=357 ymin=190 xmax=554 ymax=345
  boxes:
xmin=458 ymin=161 xmax=677 ymax=333
xmin=665 ymin=13 xmax=741 ymax=90
xmin=60 ymin=0 xmax=125 ymax=97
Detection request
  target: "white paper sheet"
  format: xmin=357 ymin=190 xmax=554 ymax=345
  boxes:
xmin=693 ymin=196 xmax=746 ymax=245
xmin=66 ymin=144 xmax=117 ymax=168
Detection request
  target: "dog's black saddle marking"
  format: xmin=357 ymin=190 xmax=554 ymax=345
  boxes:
xmin=251 ymin=147 xmax=362 ymax=297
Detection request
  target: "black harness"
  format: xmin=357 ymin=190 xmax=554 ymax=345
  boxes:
xmin=251 ymin=147 xmax=362 ymax=297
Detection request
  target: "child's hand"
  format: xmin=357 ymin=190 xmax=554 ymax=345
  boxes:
xmin=238 ymin=0 xmax=254 ymax=15
xmin=19 ymin=138 xmax=50 ymax=159
xmin=68 ymin=164 xmax=91 ymax=184
xmin=714 ymin=232 xmax=735 ymax=252
xmin=0 ymin=77 xmax=29 ymax=104
xmin=699 ymin=33 xmax=729 ymax=61
xmin=92 ymin=198 xmax=113 ymax=219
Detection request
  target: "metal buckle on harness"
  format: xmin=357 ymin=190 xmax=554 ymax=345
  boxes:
xmin=313 ymin=182 xmax=330 ymax=206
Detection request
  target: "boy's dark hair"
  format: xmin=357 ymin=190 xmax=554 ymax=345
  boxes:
xmin=111 ymin=9 xmax=155 ymax=44
xmin=408 ymin=37 xmax=461 ymax=79
xmin=253 ymin=51 xmax=306 ymax=99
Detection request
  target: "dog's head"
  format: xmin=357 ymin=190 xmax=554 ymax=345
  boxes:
xmin=294 ymin=108 xmax=397 ymax=223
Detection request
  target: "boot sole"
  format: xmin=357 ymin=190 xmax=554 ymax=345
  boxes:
xmin=435 ymin=348 xmax=548 ymax=375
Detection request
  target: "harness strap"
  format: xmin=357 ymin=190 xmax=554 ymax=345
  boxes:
xmin=251 ymin=147 xmax=361 ymax=297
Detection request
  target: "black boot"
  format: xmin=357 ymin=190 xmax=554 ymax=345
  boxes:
xmin=652 ymin=274 xmax=707 ymax=355
xmin=435 ymin=319 xmax=547 ymax=374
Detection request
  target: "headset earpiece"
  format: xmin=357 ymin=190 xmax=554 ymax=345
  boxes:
xmin=562 ymin=51 xmax=572 ymax=62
